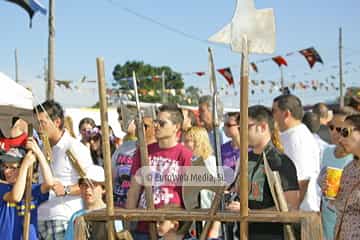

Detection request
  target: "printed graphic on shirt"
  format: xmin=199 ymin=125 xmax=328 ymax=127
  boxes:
xmin=248 ymin=161 xmax=265 ymax=202
xmin=138 ymin=155 xmax=181 ymax=208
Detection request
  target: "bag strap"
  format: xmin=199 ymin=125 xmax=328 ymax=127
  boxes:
xmin=335 ymin=179 xmax=360 ymax=240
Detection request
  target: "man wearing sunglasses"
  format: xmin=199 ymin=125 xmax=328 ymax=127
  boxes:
xmin=272 ymin=95 xmax=320 ymax=213
xmin=126 ymin=104 xmax=192 ymax=240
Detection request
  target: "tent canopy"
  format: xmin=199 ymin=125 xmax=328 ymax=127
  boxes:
xmin=0 ymin=72 xmax=35 ymax=137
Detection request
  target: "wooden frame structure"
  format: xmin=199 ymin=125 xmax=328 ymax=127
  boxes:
xmin=83 ymin=209 xmax=322 ymax=239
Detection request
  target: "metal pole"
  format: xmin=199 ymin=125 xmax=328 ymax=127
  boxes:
xmin=15 ymin=48 xmax=19 ymax=82
xmin=239 ymin=36 xmax=249 ymax=240
xmin=96 ymin=58 xmax=115 ymax=240
xmin=47 ymin=0 xmax=55 ymax=100
xmin=339 ymin=27 xmax=344 ymax=108
xmin=161 ymin=71 xmax=166 ymax=103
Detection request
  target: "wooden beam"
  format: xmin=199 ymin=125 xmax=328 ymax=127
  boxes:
xmin=83 ymin=208 xmax=320 ymax=223
xmin=96 ymin=58 xmax=115 ymax=240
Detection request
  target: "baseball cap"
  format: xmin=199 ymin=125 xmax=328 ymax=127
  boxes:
xmin=0 ymin=148 xmax=26 ymax=163
xmin=79 ymin=165 xmax=105 ymax=184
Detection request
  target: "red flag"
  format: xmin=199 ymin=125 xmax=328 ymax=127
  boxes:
xmin=217 ymin=67 xmax=234 ymax=86
xmin=195 ymin=72 xmax=205 ymax=76
xmin=272 ymin=56 xmax=288 ymax=67
xmin=299 ymin=47 xmax=323 ymax=68
xmin=250 ymin=62 xmax=258 ymax=73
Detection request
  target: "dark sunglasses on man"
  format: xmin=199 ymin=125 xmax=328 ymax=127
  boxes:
xmin=154 ymin=119 xmax=169 ymax=128
xmin=338 ymin=127 xmax=359 ymax=138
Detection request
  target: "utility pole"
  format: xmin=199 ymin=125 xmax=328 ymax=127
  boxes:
xmin=46 ymin=0 xmax=55 ymax=100
xmin=161 ymin=71 xmax=166 ymax=103
xmin=339 ymin=27 xmax=344 ymax=108
xmin=15 ymin=48 xmax=19 ymax=82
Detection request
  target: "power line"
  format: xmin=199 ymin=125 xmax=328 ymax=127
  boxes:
xmin=105 ymin=0 xmax=220 ymax=47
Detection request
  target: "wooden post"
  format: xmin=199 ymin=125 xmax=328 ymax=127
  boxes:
xmin=23 ymin=124 xmax=33 ymax=240
xmin=96 ymin=58 xmax=115 ymax=240
xmin=339 ymin=27 xmax=344 ymax=108
xmin=199 ymin=48 xmax=228 ymax=240
xmin=132 ymin=71 xmax=158 ymax=240
xmin=47 ymin=0 xmax=55 ymax=100
xmin=239 ymin=36 xmax=249 ymax=240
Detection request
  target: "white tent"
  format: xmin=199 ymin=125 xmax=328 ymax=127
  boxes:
xmin=0 ymin=72 xmax=34 ymax=137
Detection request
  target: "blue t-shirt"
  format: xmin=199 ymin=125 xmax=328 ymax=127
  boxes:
xmin=320 ymin=145 xmax=353 ymax=240
xmin=0 ymin=183 xmax=49 ymax=240
xmin=65 ymin=209 xmax=123 ymax=240
xmin=64 ymin=209 xmax=87 ymax=240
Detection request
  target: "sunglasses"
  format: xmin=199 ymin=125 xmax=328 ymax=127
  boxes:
xmin=339 ymin=127 xmax=360 ymax=138
xmin=224 ymin=123 xmax=238 ymax=128
xmin=154 ymin=119 xmax=169 ymax=128
xmin=328 ymin=124 xmax=341 ymax=133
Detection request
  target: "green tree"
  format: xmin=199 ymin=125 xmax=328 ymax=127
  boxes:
xmin=112 ymin=61 xmax=185 ymax=103
xmin=185 ymin=86 xmax=201 ymax=105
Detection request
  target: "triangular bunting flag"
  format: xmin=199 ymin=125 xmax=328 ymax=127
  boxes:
xmin=217 ymin=67 xmax=234 ymax=86
xmin=250 ymin=62 xmax=258 ymax=73
xmin=195 ymin=72 xmax=205 ymax=76
xmin=272 ymin=56 xmax=288 ymax=67
xmin=299 ymin=47 xmax=323 ymax=68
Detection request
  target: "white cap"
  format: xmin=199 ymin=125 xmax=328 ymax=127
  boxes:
xmin=82 ymin=165 xmax=105 ymax=183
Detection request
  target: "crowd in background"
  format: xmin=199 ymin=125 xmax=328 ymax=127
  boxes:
xmin=0 ymin=93 xmax=360 ymax=240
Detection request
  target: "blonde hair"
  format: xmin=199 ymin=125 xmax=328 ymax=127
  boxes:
xmin=185 ymin=127 xmax=213 ymax=160
xmin=64 ymin=116 xmax=76 ymax=138
xmin=271 ymin=123 xmax=284 ymax=153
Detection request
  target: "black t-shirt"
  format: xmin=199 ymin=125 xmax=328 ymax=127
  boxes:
xmin=236 ymin=142 xmax=299 ymax=239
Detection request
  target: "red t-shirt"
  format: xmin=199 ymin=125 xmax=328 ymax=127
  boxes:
xmin=130 ymin=142 xmax=192 ymax=233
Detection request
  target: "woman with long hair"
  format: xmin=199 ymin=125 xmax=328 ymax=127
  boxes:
xmin=334 ymin=114 xmax=360 ymax=239
xmin=184 ymin=126 xmax=220 ymax=239
xmin=318 ymin=110 xmax=353 ymax=240
xmin=88 ymin=125 xmax=116 ymax=167
xmin=78 ymin=117 xmax=96 ymax=147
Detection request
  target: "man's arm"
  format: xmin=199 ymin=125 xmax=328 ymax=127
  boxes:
xmin=298 ymin=180 xmax=309 ymax=204
xmin=3 ymin=153 xmax=35 ymax=203
xmin=26 ymin=137 xmax=55 ymax=193
xmin=125 ymin=176 xmax=141 ymax=209
xmin=52 ymin=182 xmax=80 ymax=196
xmin=283 ymin=190 xmax=300 ymax=210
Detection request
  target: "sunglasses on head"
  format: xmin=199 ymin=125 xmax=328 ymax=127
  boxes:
xmin=339 ymin=127 xmax=360 ymax=138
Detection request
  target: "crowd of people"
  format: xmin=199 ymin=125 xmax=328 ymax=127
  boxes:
xmin=0 ymin=93 xmax=360 ymax=240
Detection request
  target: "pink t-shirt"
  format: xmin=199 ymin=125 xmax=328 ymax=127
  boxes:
xmin=130 ymin=142 xmax=192 ymax=233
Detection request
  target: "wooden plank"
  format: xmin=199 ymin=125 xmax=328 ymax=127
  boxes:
xmin=239 ymin=36 xmax=250 ymax=240
xmin=83 ymin=208 xmax=320 ymax=223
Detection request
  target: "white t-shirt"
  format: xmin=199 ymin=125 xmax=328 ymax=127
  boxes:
xmin=280 ymin=123 xmax=321 ymax=211
xmin=200 ymin=155 xmax=218 ymax=209
xmin=38 ymin=131 xmax=94 ymax=221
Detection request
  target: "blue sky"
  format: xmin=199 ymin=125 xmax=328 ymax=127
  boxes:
xmin=1 ymin=0 xmax=360 ymax=108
